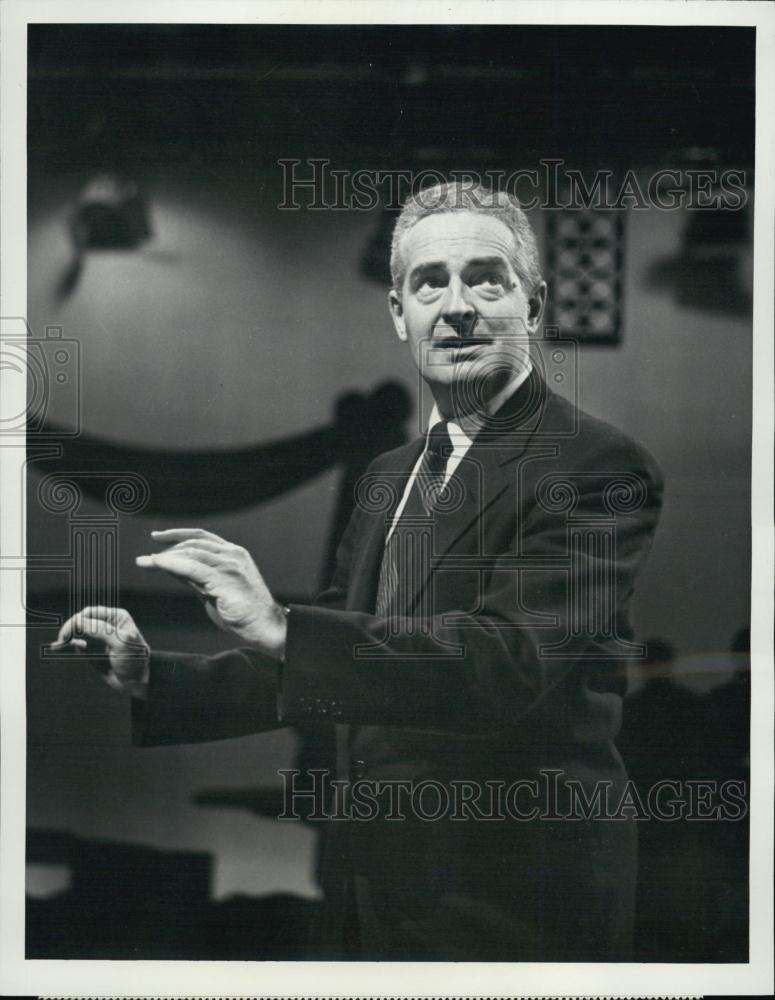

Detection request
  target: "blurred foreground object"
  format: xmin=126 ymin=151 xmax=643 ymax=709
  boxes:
xmin=57 ymin=173 xmax=152 ymax=299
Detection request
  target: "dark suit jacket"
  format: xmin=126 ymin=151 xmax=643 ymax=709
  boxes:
xmin=133 ymin=369 xmax=664 ymax=961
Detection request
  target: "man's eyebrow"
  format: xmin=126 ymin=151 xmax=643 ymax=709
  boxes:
xmin=463 ymin=256 xmax=509 ymax=270
xmin=408 ymin=261 xmax=447 ymax=281
xmin=408 ymin=255 xmax=509 ymax=282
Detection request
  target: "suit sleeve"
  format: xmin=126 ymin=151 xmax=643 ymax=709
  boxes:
xmin=131 ymin=646 xmax=284 ymax=746
xmin=279 ymin=437 xmax=664 ymax=733
xmin=133 ymin=434 xmax=663 ymax=742
xmin=130 ymin=501 xmax=363 ymax=747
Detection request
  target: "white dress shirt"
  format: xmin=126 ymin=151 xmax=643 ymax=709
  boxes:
xmin=386 ymin=362 xmax=532 ymax=541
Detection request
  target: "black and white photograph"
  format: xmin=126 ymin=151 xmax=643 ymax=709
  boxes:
xmin=1 ymin=1 xmax=773 ymax=997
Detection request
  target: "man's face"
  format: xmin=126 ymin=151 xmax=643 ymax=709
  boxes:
xmin=389 ymin=211 xmax=546 ymax=414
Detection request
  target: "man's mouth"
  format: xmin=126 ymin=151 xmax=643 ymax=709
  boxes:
xmin=431 ymin=337 xmax=493 ymax=349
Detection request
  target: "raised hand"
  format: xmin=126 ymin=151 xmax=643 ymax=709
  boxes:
xmin=51 ymin=606 xmax=150 ymax=695
xmin=136 ymin=528 xmax=287 ymax=660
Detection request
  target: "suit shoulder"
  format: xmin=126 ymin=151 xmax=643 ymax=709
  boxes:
xmin=550 ymin=392 xmax=664 ymax=490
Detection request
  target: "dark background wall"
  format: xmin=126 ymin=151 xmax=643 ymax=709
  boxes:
xmin=25 ymin=24 xmax=753 ymax=959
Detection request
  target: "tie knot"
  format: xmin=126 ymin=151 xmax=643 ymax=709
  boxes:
xmin=427 ymin=421 xmax=452 ymax=459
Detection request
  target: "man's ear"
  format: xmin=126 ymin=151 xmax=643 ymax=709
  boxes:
xmin=388 ymin=289 xmax=408 ymax=342
xmin=527 ymin=281 xmax=548 ymax=333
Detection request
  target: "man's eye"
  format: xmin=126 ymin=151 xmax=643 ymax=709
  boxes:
xmin=416 ymin=277 xmax=445 ymax=295
xmin=474 ymin=272 xmax=503 ymax=287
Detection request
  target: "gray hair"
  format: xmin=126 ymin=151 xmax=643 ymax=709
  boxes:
xmin=389 ymin=181 xmax=542 ymax=293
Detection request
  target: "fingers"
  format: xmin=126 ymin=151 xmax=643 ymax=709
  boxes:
xmin=50 ymin=636 xmax=88 ymax=652
xmin=141 ymin=546 xmax=223 ymax=567
xmin=135 ymin=550 xmax=214 ymax=587
xmin=54 ymin=615 xmax=118 ymax=653
xmin=75 ymin=605 xmax=124 ymax=624
xmin=151 ymin=528 xmax=227 ymax=545
xmin=54 ymin=608 xmax=140 ymax=649
xmin=162 ymin=539 xmax=230 ymax=556
xmin=56 ymin=609 xmax=106 ymax=646
xmin=56 ymin=606 xmax=117 ymax=642
xmin=152 ymin=535 xmax=243 ymax=566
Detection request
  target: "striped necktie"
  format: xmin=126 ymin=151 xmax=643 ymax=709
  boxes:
xmin=374 ymin=421 xmax=452 ymax=620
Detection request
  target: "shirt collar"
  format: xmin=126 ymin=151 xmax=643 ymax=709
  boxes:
xmin=426 ymin=361 xmax=533 ymax=452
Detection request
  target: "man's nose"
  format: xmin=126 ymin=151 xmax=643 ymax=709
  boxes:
xmin=440 ymin=278 xmax=476 ymax=336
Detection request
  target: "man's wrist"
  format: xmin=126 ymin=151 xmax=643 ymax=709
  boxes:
xmin=258 ymin=602 xmax=289 ymax=661
xmin=122 ymin=652 xmax=151 ymax=700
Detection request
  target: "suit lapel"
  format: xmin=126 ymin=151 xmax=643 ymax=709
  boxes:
xmin=427 ymin=366 xmax=550 ymax=563
xmin=349 ymin=368 xmax=554 ymax=615
xmin=346 ymin=436 xmax=425 ymax=613
xmin=428 ymin=438 xmax=510 ymax=563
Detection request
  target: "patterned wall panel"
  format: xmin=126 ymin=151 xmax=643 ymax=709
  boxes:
xmin=546 ymin=210 xmax=625 ymax=344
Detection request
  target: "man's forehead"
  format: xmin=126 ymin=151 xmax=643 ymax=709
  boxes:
xmin=401 ymin=211 xmax=516 ymax=268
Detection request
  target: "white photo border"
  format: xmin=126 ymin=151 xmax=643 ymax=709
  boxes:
xmin=1 ymin=1 xmax=773 ymax=996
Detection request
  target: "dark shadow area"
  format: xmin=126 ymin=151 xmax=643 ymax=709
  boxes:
xmin=40 ymin=381 xmax=411 ymax=519
xmin=645 ymin=204 xmax=752 ymax=316
xmin=28 ymin=25 xmax=754 ymax=176
xmin=617 ymin=632 xmax=750 ymax=962
xmin=26 ymin=828 xmax=319 ymax=959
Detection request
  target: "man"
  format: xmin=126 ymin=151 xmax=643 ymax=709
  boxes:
xmin=55 ymin=182 xmax=663 ymax=961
